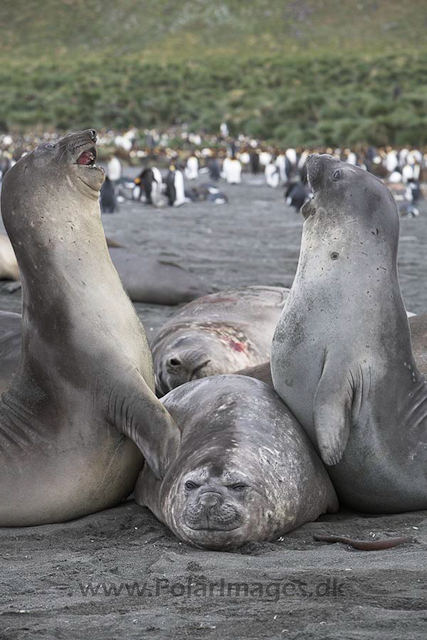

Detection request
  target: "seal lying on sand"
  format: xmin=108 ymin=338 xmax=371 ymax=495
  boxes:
xmin=0 ymin=129 xmax=180 ymax=526
xmin=109 ymin=249 xmax=210 ymax=305
xmin=272 ymin=153 xmax=427 ymax=513
xmin=0 ymin=233 xmax=208 ymax=306
xmin=135 ymin=375 xmax=338 ymax=549
xmin=151 ymin=286 xmax=289 ymax=395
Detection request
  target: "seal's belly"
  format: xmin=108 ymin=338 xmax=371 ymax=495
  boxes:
xmin=0 ymin=429 xmax=143 ymax=526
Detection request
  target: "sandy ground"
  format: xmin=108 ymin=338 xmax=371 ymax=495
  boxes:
xmin=1 ymin=174 xmax=427 ymax=640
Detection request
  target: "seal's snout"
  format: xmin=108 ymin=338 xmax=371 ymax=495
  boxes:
xmin=306 ymin=154 xmax=335 ymax=192
xmin=306 ymin=153 xmax=323 ymax=191
xmin=199 ymin=492 xmax=221 ymax=511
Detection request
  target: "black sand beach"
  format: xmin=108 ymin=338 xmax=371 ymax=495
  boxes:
xmin=1 ymin=176 xmax=427 ymax=639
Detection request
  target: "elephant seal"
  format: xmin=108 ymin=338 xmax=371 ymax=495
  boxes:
xmin=0 ymin=234 xmax=123 ymax=291
xmin=0 ymin=234 xmax=19 ymax=281
xmin=0 ymin=311 xmax=21 ymax=393
xmin=0 ymin=129 xmax=180 ymax=526
xmin=135 ymin=375 xmax=338 ymax=549
xmin=236 ymin=361 xmax=273 ymax=387
xmin=0 ymin=231 xmax=207 ymax=305
xmin=109 ymin=248 xmax=211 ymax=305
xmin=271 ymin=153 xmax=427 ymax=513
xmin=238 ymin=311 xmax=427 ymax=388
xmin=151 ymin=286 xmax=289 ymax=396
xmin=409 ymin=313 xmax=427 ymax=375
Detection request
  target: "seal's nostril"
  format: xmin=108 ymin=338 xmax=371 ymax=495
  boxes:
xmin=199 ymin=493 xmax=220 ymax=509
xmin=89 ymin=129 xmax=97 ymax=142
xmin=169 ymin=357 xmax=181 ymax=367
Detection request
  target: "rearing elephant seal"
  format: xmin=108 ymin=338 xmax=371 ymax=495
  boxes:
xmin=272 ymin=153 xmax=427 ymax=513
xmin=152 ymin=286 xmax=289 ymax=396
xmin=0 ymin=129 xmax=180 ymax=526
xmin=135 ymin=375 xmax=338 ymax=549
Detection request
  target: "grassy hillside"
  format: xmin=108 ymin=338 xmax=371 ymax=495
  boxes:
xmin=1 ymin=0 xmax=426 ymax=60
xmin=1 ymin=1 xmax=427 ymax=146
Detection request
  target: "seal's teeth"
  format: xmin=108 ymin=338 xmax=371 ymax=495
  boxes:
xmin=77 ymin=148 xmax=97 ymax=166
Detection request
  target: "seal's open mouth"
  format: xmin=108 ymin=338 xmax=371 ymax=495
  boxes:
xmin=77 ymin=147 xmax=97 ymax=167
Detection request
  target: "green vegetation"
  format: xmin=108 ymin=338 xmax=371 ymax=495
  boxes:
xmin=1 ymin=1 xmax=427 ymax=146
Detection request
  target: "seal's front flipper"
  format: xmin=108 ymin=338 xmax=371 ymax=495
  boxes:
xmin=108 ymin=374 xmax=181 ymax=480
xmin=313 ymin=363 xmax=353 ymax=466
xmin=134 ymin=463 xmax=165 ymax=523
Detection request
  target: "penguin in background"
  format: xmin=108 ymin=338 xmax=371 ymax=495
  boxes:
xmin=100 ymin=176 xmax=117 ymax=213
xmin=166 ymin=163 xmax=188 ymax=207
xmin=185 ymin=152 xmax=199 ymax=180
xmin=285 ymin=180 xmax=309 ymax=212
xmin=223 ymin=155 xmax=242 ymax=184
xmin=208 ymin=155 xmax=221 ymax=181
xmin=134 ymin=167 xmax=163 ymax=205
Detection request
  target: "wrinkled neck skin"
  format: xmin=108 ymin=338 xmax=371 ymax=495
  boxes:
xmin=1 ymin=153 xmax=151 ymax=401
xmin=5 ymin=185 xmax=113 ymax=354
xmin=10 ymin=192 xmax=104 ymax=282
xmin=274 ymin=175 xmax=426 ymax=450
xmin=297 ymin=191 xmax=409 ymax=351
xmin=301 ymin=186 xmax=397 ymax=282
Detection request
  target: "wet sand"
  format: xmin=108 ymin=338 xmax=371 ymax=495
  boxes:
xmin=1 ymin=176 xmax=427 ymax=639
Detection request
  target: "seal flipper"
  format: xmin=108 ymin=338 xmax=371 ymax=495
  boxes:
xmin=313 ymin=362 xmax=353 ymax=466
xmin=134 ymin=463 xmax=166 ymax=524
xmin=107 ymin=374 xmax=181 ymax=480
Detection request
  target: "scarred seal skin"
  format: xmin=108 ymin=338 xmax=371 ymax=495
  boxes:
xmin=135 ymin=375 xmax=338 ymax=550
xmin=272 ymin=153 xmax=427 ymax=513
xmin=151 ymin=286 xmax=289 ymax=396
xmin=0 ymin=129 xmax=180 ymax=526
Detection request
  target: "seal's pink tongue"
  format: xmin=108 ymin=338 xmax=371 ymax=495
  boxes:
xmin=77 ymin=151 xmax=95 ymax=165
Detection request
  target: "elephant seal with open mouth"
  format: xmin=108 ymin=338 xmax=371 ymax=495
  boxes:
xmin=272 ymin=153 xmax=427 ymax=513
xmin=135 ymin=375 xmax=338 ymax=549
xmin=0 ymin=129 xmax=180 ymax=526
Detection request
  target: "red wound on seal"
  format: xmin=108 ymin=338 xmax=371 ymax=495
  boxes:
xmin=227 ymin=339 xmax=247 ymax=352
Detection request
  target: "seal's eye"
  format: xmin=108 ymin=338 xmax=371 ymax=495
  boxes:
xmin=230 ymin=483 xmax=247 ymax=492
xmin=332 ymin=169 xmax=342 ymax=181
xmin=185 ymin=481 xmax=199 ymax=491
xmin=45 ymin=143 xmax=55 ymax=149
